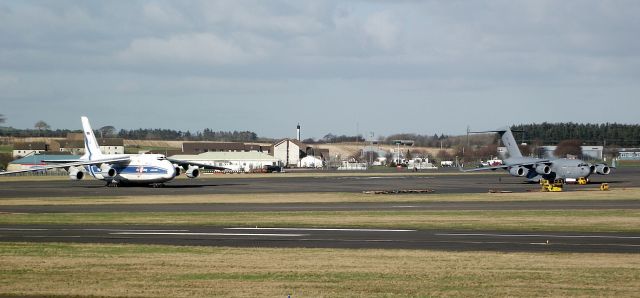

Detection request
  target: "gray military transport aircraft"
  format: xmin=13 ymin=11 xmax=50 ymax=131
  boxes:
xmin=462 ymin=127 xmax=612 ymax=183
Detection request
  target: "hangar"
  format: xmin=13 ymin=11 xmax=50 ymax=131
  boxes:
xmin=168 ymin=151 xmax=280 ymax=172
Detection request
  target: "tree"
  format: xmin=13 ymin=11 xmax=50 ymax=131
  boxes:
xmin=554 ymin=139 xmax=583 ymax=158
xmin=34 ymin=120 xmax=50 ymax=131
xmin=98 ymin=125 xmax=116 ymax=138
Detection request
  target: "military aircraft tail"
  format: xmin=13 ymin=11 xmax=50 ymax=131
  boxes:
xmin=471 ymin=127 xmax=522 ymax=158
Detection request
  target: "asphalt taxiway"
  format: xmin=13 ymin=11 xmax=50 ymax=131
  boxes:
xmin=1 ymin=199 xmax=639 ymax=213
xmin=0 ymin=168 xmax=638 ymax=198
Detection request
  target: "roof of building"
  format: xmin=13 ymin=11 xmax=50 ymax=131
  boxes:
xmin=10 ymin=154 xmax=78 ymax=165
xmin=170 ymin=151 xmax=279 ymax=161
xmin=273 ymin=138 xmax=306 ymax=149
xmin=59 ymin=138 xmax=123 ymax=148
xmin=182 ymin=142 xmax=269 ymax=154
xmin=13 ymin=142 xmax=48 ymax=150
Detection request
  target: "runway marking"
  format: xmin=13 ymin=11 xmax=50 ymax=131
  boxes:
xmin=392 ymin=205 xmax=419 ymax=208
xmin=0 ymin=228 xmax=48 ymax=231
xmin=225 ymin=227 xmax=416 ymax=232
xmin=436 ymin=233 xmax=640 ymax=239
xmin=110 ymin=232 xmax=308 ymax=237
xmin=81 ymin=229 xmax=189 ymax=232
xmin=0 ymin=228 xmax=189 ymax=232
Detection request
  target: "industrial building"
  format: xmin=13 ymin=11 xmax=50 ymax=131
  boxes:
xmin=168 ymin=151 xmax=280 ymax=172
xmin=539 ymin=146 xmax=604 ymax=160
xmin=7 ymin=154 xmax=79 ymax=171
xmin=181 ymin=142 xmax=270 ymax=154
xmin=272 ymin=139 xmax=306 ymax=167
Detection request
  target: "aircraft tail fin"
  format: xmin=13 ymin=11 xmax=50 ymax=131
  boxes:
xmin=498 ymin=128 xmax=523 ymax=158
xmin=471 ymin=127 xmax=522 ymax=158
xmin=80 ymin=116 xmax=104 ymax=160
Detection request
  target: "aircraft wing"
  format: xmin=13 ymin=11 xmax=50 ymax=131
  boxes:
xmin=461 ymin=159 xmax=552 ymax=172
xmin=460 ymin=165 xmax=509 ymax=172
xmin=167 ymin=158 xmax=230 ymax=171
xmin=0 ymin=156 xmax=132 ymax=176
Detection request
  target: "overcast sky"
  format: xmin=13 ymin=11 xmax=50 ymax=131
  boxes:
xmin=1 ymin=1 xmax=639 ymax=139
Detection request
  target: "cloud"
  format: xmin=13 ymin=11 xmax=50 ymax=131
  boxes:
xmin=116 ymin=33 xmax=264 ymax=65
xmin=362 ymin=12 xmax=399 ymax=51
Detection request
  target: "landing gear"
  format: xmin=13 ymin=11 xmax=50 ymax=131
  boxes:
xmin=105 ymin=180 xmax=120 ymax=187
xmin=150 ymin=183 xmax=165 ymax=188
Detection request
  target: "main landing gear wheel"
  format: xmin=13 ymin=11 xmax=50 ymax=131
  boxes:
xmin=105 ymin=180 xmax=119 ymax=187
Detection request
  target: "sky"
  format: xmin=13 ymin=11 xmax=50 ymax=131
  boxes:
xmin=1 ymin=0 xmax=639 ymax=139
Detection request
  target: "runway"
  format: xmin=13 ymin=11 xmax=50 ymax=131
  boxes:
xmin=1 ymin=199 xmax=639 ymax=213
xmin=0 ymin=225 xmax=637 ymax=253
xmin=1 ymin=168 xmax=638 ymax=198
xmin=2 ymin=168 xmax=639 ymax=253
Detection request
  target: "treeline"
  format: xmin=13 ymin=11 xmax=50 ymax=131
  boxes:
xmin=0 ymin=126 xmax=263 ymax=142
xmin=116 ymin=128 xmax=261 ymax=142
xmin=0 ymin=127 xmax=78 ymax=138
xmin=306 ymin=132 xmax=495 ymax=149
xmin=304 ymin=134 xmax=366 ymax=144
xmin=511 ymin=123 xmax=640 ymax=146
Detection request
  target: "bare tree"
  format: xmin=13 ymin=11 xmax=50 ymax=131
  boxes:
xmin=34 ymin=120 xmax=50 ymax=131
xmin=554 ymin=139 xmax=583 ymax=158
xmin=99 ymin=125 xmax=116 ymax=138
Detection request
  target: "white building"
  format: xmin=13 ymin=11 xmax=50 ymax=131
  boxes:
xmin=169 ymin=151 xmax=280 ymax=173
xmin=300 ymin=156 xmax=323 ymax=168
xmin=272 ymin=139 xmax=305 ymax=167
xmin=12 ymin=142 xmax=49 ymax=158
xmin=540 ymin=146 xmax=604 ymax=160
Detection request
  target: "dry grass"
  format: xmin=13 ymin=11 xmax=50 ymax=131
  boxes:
xmin=2 ymin=210 xmax=639 ymax=233
xmin=0 ymin=242 xmax=638 ymax=297
xmin=1 ymin=188 xmax=638 ymax=206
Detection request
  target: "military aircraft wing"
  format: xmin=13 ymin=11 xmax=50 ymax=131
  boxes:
xmin=461 ymin=159 xmax=552 ymax=172
xmin=0 ymin=156 xmax=132 ymax=176
xmin=460 ymin=164 xmax=510 ymax=172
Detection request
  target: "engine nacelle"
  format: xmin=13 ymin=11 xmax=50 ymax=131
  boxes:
xmin=186 ymin=166 xmax=200 ymax=178
xmin=68 ymin=167 xmax=84 ymax=180
xmin=535 ymin=164 xmax=551 ymax=175
xmin=509 ymin=166 xmax=528 ymax=177
xmin=174 ymin=166 xmax=181 ymax=176
xmin=594 ymin=164 xmax=611 ymax=175
xmin=100 ymin=164 xmax=117 ymax=178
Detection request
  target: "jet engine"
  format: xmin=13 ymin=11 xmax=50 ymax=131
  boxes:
xmin=100 ymin=164 xmax=117 ymax=178
xmin=508 ymin=166 xmax=528 ymax=177
xmin=186 ymin=166 xmax=200 ymax=178
xmin=594 ymin=164 xmax=611 ymax=175
xmin=68 ymin=167 xmax=84 ymax=180
xmin=535 ymin=164 xmax=551 ymax=175
xmin=174 ymin=165 xmax=181 ymax=176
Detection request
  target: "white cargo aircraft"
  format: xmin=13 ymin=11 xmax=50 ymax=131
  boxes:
xmin=0 ymin=116 xmax=227 ymax=186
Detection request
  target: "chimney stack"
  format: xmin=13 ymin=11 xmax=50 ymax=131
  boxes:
xmin=296 ymin=123 xmax=301 ymax=141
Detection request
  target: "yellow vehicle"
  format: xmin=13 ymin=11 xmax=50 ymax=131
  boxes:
xmin=577 ymin=177 xmax=588 ymax=185
xmin=540 ymin=179 xmax=563 ymax=192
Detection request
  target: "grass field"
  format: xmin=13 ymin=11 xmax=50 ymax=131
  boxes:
xmin=1 ymin=209 xmax=638 ymax=233
xmin=1 ymin=181 xmax=638 ymax=296
xmin=1 ymin=242 xmax=639 ymax=297
xmin=1 ymin=187 xmax=638 ymax=206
